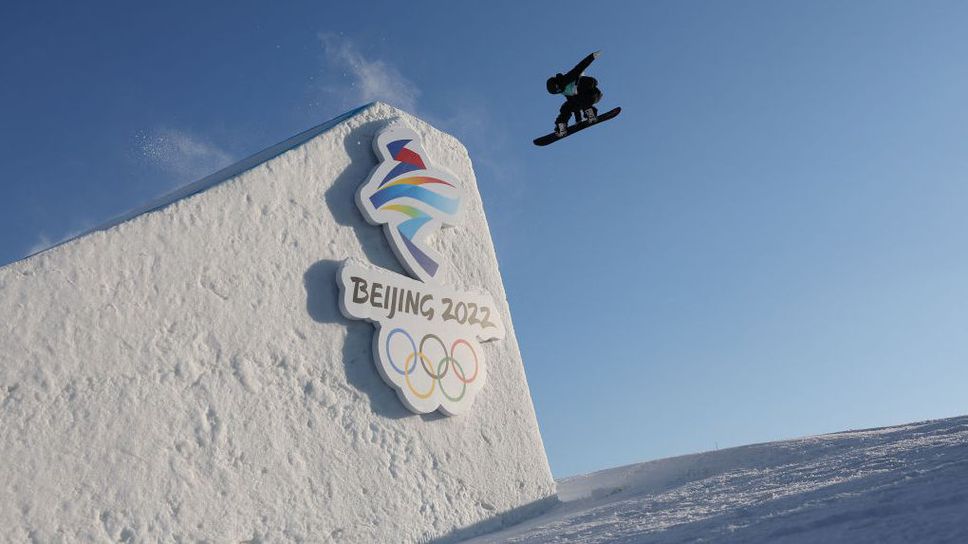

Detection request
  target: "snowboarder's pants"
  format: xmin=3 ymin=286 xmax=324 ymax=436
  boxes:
xmin=556 ymin=88 xmax=603 ymax=124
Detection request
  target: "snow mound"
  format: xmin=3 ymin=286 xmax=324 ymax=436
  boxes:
xmin=467 ymin=416 xmax=968 ymax=543
xmin=0 ymin=103 xmax=554 ymax=543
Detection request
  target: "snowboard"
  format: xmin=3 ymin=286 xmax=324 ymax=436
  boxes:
xmin=533 ymin=107 xmax=621 ymax=146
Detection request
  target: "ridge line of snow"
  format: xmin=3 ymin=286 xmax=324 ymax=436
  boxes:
xmin=16 ymin=103 xmax=375 ymax=264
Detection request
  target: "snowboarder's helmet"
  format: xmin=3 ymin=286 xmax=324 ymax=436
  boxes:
xmin=546 ymin=74 xmax=564 ymax=94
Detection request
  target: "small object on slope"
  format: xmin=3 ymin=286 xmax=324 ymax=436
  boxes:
xmin=533 ymin=107 xmax=621 ymax=146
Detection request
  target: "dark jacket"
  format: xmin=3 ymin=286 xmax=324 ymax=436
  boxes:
xmin=549 ymin=52 xmax=599 ymax=97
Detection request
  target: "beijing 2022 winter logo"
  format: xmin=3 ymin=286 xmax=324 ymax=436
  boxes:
xmin=338 ymin=124 xmax=506 ymax=416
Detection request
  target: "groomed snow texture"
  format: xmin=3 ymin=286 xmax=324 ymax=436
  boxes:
xmin=468 ymin=416 xmax=968 ymax=543
xmin=0 ymin=103 xmax=555 ymax=543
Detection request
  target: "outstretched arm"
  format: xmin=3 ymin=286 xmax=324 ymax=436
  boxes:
xmin=564 ymin=50 xmax=601 ymax=81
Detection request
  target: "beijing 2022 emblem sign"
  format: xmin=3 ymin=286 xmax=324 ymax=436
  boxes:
xmin=337 ymin=124 xmax=506 ymax=416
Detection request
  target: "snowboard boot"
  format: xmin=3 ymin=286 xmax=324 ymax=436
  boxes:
xmin=583 ymin=107 xmax=598 ymax=123
xmin=555 ymin=122 xmax=568 ymax=138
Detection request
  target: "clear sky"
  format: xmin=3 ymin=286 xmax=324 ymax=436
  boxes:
xmin=2 ymin=1 xmax=967 ymax=477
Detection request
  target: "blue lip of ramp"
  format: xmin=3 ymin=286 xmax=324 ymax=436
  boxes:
xmin=16 ymin=103 xmax=374 ymax=264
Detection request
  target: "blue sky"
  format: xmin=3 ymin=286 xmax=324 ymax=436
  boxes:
xmin=2 ymin=1 xmax=967 ymax=477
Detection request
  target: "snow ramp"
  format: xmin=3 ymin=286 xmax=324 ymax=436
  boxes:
xmin=0 ymin=103 xmax=555 ymax=542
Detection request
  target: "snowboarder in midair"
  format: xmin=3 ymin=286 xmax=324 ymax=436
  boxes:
xmin=547 ymin=51 xmax=603 ymax=137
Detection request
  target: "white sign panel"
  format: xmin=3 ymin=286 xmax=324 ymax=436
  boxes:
xmin=338 ymin=262 xmax=505 ymax=415
xmin=355 ymin=124 xmax=464 ymax=284
xmin=338 ymin=123 xmax=507 ymax=416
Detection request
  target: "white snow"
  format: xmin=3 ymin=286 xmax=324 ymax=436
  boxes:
xmin=0 ymin=103 xmax=555 ymax=542
xmin=465 ymin=416 xmax=968 ymax=543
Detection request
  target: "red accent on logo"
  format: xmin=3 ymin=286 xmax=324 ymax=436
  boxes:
xmin=395 ymin=147 xmax=426 ymax=169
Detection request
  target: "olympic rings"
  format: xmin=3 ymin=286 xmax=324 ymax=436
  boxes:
xmin=450 ymin=339 xmax=479 ymax=383
xmin=419 ymin=334 xmax=448 ymax=380
xmin=384 ymin=328 xmax=480 ymax=402
xmin=404 ymin=351 xmax=436 ymax=399
xmin=438 ymin=358 xmax=467 ymax=402
xmin=385 ymin=328 xmax=416 ymax=375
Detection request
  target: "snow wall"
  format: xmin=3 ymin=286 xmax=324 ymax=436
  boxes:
xmin=0 ymin=103 xmax=556 ymax=542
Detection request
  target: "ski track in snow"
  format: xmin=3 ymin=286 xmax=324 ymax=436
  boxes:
xmin=466 ymin=416 xmax=968 ymax=543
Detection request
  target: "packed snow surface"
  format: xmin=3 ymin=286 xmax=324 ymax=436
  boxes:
xmin=0 ymin=103 xmax=554 ymax=543
xmin=467 ymin=416 xmax=968 ymax=543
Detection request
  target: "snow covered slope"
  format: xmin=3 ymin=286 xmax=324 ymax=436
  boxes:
xmin=467 ymin=416 xmax=968 ymax=543
xmin=0 ymin=103 xmax=554 ymax=542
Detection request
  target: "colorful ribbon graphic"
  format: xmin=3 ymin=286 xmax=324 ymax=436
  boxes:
xmin=360 ymin=133 xmax=462 ymax=282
